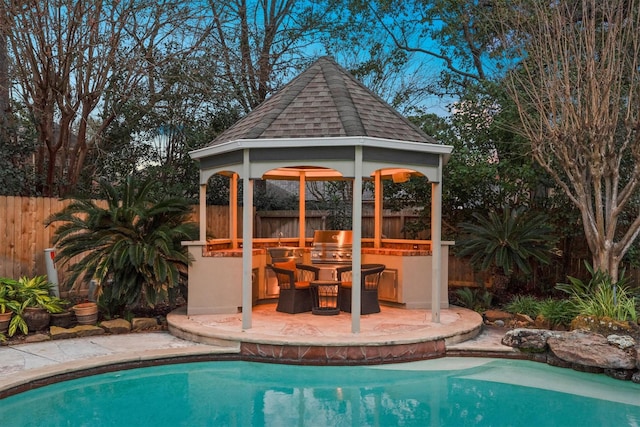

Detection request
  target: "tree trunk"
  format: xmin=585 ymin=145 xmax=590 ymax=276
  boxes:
xmin=0 ymin=31 xmax=8 ymax=129
xmin=592 ymin=249 xmax=621 ymax=283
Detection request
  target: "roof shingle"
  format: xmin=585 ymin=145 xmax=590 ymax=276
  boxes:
xmin=209 ymin=56 xmax=436 ymax=146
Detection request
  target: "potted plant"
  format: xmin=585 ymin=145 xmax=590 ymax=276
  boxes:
xmin=0 ymin=278 xmax=19 ymax=334
xmin=10 ymin=275 xmax=67 ymax=334
xmin=49 ymin=300 xmax=76 ymax=328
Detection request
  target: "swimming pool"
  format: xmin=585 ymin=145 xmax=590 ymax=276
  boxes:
xmin=0 ymin=357 xmax=638 ymax=426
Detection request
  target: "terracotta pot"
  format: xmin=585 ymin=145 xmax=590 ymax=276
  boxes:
xmin=23 ymin=307 xmax=51 ymax=332
xmin=0 ymin=311 xmax=12 ymax=334
xmin=73 ymin=303 xmax=98 ymax=325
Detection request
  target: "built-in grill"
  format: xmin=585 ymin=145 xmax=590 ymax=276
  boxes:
xmin=310 ymin=230 xmax=353 ymax=265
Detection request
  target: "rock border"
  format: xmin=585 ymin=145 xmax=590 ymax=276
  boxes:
xmin=502 ymin=328 xmax=640 ymax=383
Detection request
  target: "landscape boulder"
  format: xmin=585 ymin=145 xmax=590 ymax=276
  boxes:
xmin=132 ymin=317 xmax=158 ymax=331
xmin=100 ymin=318 xmax=131 ymax=334
xmin=547 ymin=330 xmax=637 ymax=370
xmin=503 ymin=328 xmax=640 ymax=381
xmin=501 ymin=328 xmax=563 ymax=352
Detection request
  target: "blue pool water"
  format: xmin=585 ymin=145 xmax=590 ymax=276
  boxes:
xmin=0 ymin=357 xmax=638 ymax=426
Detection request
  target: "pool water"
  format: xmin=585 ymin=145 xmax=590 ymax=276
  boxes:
xmin=1 ymin=358 xmax=638 ymax=426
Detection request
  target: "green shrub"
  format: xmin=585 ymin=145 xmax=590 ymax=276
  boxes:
xmin=538 ymin=298 xmax=578 ymax=328
xmin=454 ymin=287 xmax=493 ymax=312
xmin=556 ymin=263 xmax=637 ymax=322
xmin=573 ymin=284 xmax=637 ymax=322
xmin=47 ymin=176 xmax=198 ymax=317
xmin=504 ymin=295 xmax=541 ymax=318
xmin=456 ymin=207 xmax=555 ymax=290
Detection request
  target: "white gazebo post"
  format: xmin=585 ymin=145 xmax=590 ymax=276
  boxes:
xmin=374 ymin=170 xmax=383 ymax=248
xmin=298 ymin=172 xmax=306 ymax=248
xmin=351 ymin=146 xmax=364 ymax=333
xmin=431 ymin=170 xmax=442 ymax=323
xmin=199 ymin=184 xmax=207 ymax=241
xmin=230 ymin=173 xmax=239 ymax=248
xmin=242 ymin=151 xmax=253 ymax=330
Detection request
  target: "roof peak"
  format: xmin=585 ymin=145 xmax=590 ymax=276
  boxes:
xmin=210 ymin=56 xmax=436 ymax=145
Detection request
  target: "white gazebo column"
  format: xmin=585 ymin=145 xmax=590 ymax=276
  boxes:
xmin=374 ymin=170 xmax=382 ymax=248
xmin=199 ymin=183 xmax=207 ymax=241
xmin=242 ymin=152 xmax=254 ymax=330
xmin=298 ymin=172 xmax=306 ymax=248
xmin=351 ymin=146 xmax=363 ymax=333
xmin=431 ymin=177 xmax=442 ymax=323
xmin=230 ymin=173 xmax=239 ymax=248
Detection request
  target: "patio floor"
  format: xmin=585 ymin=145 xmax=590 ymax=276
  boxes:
xmin=167 ymin=303 xmax=488 ymax=364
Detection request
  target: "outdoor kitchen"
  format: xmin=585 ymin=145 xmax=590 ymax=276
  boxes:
xmin=184 ymin=229 xmax=452 ymax=315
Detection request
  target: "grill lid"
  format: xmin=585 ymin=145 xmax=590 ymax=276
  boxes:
xmin=311 ymin=230 xmax=353 ymax=264
xmin=312 ymin=230 xmax=352 ymax=247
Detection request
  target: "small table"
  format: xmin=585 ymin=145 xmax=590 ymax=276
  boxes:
xmin=309 ymin=281 xmax=341 ymax=315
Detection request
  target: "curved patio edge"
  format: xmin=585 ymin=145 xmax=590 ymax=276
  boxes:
xmin=167 ymin=304 xmax=484 ymax=365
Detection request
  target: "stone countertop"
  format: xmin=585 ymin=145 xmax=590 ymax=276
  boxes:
xmin=362 ymin=248 xmax=431 ymax=256
xmin=203 ymin=248 xmax=264 ymax=257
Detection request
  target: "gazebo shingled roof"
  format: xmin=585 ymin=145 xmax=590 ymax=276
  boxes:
xmin=209 ymin=56 xmax=436 ymax=145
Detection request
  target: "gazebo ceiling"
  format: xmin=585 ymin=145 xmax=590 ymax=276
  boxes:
xmin=260 ymin=165 xmax=422 ymax=182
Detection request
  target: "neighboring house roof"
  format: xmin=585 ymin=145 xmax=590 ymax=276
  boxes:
xmin=209 ymin=56 xmax=436 ymax=146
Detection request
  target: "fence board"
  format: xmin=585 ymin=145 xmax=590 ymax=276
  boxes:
xmin=0 ymin=196 xmax=7 ymax=277
xmin=7 ymin=196 xmax=16 ymax=278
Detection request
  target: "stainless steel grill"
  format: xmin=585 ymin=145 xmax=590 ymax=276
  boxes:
xmin=310 ymin=230 xmax=353 ymax=265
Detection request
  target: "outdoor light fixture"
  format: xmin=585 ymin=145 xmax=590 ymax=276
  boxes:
xmin=392 ymin=171 xmax=411 ymax=183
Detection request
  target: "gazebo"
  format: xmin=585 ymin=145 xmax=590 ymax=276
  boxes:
xmin=185 ymin=56 xmax=453 ymax=333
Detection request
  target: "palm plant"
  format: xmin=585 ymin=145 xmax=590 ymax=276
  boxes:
xmin=47 ymin=176 xmax=198 ymax=317
xmin=456 ymin=207 xmax=555 ymax=289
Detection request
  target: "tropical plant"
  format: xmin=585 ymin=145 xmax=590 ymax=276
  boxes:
xmin=13 ymin=276 xmax=66 ymax=313
xmin=538 ymin=298 xmax=578 ymax=329
xmin=504 ymin=295 xmax=541 ymax=319
xmin=47 ymin=175 xmax=198 ymax=317
xmin=454 ymin=287 xmax=493 ymax=312
xmin=456 ymin=207 xmax=555 ymax=288
xmin=557 ymin=263 xmax=638 ymax=322
xmin=8 ymin=275 xmax=66 ymax=337
xmin=0 ymin=277 xmax=20 ymax=314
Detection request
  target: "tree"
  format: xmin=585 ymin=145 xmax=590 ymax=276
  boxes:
xmin=206 ymin=0 xmax=323 ymax=113
xmin=319 ymin=0 xmax=500 ymax=100
xmin=0 ymin=28 xmax=7 ymax=128
xmin=495 ymin=0 xmax=640 ymax=281
xmin=0 ymin=0 xmax=211 ymax=196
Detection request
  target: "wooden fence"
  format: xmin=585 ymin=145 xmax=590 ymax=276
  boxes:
xmin=0 ymin=196 xmax=428 ymax=282
xmin=0 ymin=196 xmax=71 ymax=280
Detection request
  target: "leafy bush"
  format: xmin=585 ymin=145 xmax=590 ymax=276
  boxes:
xmin=504 ymin=295 xmax=541 ymax=318
xmin=538 ymin=298 xmax=578 ymax=328
xmin=456 ymin=207 xmax=555 ymax=289
xmin=47 ymin=176 xmax=198 ymax=317
xmin=454 ymin=287 xmax=493 ymax=312
xmin=4 ymin=275 xmax=67 ymax=337
xmin=556 ymin=263 xmax=637 ymax=322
